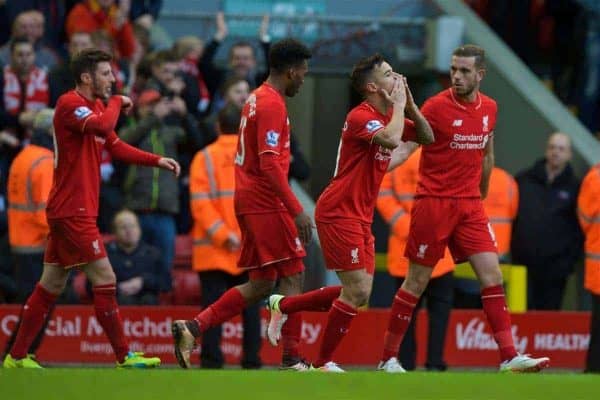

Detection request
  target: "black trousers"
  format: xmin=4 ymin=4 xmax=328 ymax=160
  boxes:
xmin=199 ymin=270 xmax=262 ymax=369
xmin=3 ymin=252 xmax=52 ymax=359
xmin=527 ymin=270 xmax=568 ymax=310
xmin=586 ymin=294 xmax=600 ymax=373
xmin=396 ymin=271 xmax=454 ymax=371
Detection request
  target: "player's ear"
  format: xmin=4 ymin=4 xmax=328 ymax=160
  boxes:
xmin=81 ymin=71 xmax=92 ymax=85
xmin=365 ymin=81 xmax=377 ymax=94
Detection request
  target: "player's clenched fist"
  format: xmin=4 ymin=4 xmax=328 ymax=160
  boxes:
xmin=119 ymin=95 xmax=133 ymax=115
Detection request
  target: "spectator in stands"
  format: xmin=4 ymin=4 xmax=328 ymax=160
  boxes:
xmin=0 ymin=37 xmax=50 ymax=195
xmin=66 ymin=0 xmax=138 ymax=62
xmin=189 ymin=103 xmax=261 ymax=369
xmin=91 ymin=30 xmax=130 ymax=95
xmin=511 ymin=132 xmax=583 ymax=310
xmin=107 ymin=209 xmax=162 ymax=305
xmin=48 ymin=31 xmax=94 ymax=107
xmin=199 ymin=12 xmax=271 ymax=106
xmin=377 ymin=146 xmax=454 ymax=371
xmin=0 ymin=10 xmax=61 ymax=71
xmin=147 ymin=49 xmax=202 ymax=120
xmin=0 ymin=37 xmax=49 ymax=140
xmin=3 ymin=108 xmax=55 ymax=364
xmin=129 ymin=0 xmax=171 ymax=51
xmin=0 ymin=1 xmax=71 ymax=51
xmin=119 ymin=89 xmax=194 ymax=292
xmin=578 ymin=162 xmax=600 ymax=373
xmin=173 ymin=36 xmax=211 ymax=116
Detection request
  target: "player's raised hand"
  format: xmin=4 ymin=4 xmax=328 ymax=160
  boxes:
xmin=402 ymin=76 xmax=417 ymax=112
xmin=215 ymin=11 xmax=228 ymax=42
xmin=119 ymin=95 xmax=133 ymax=115
xmin=259 ymin=14 xmax=270 ymax=40
xmin=380 ymin=75 xmax=406 ymax=107
xmin=158 ymin=157 xmax=181 ymax=177
xmin=295 ymin=211 xmax=314 ymax=245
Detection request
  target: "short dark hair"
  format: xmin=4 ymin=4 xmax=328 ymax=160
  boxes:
xmin=151 ymin=49 xmax=178 ymax=67
xmin=217 ymin=103 xmax=242 ymax=134
xmin=228 ymin=41 xmax=255 ymax=59
xmin=220 ymin=76 xmax=248 ymax=97
xmin=453 ymin=44 xmax=486 ymax=69
xmin=268 ymin=38 xmax=312 ymax=73
xmin=10 ymin=36 xmax=32 ymax=54
xmin=70 ymin=49 xmax=112 ymax=84
xmin=350 ymin=53 xmax=385 ymax=95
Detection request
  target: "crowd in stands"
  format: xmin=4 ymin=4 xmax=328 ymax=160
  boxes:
xmin=466 ymin=0 xmax=600 ymax=139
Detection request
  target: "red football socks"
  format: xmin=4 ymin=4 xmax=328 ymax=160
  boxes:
xmin=193 ymin=287 xmax=246 ymax=332
xmin=381 ymin=289 xmax=419 ymax=362
xmin=281 ymin=312 xmax=302 ymax=361
xmin=313 ymin=299 xmax=357 ymax=367
xmin=279 ymin=286 xmax=343 ymax=313
xmin=481 ymin=285 xmax=517 ymax=361
xmin=10 ymin=284 xmax=57 ymax=359
xmin=93 ymin=284 xmax=129 ymax=363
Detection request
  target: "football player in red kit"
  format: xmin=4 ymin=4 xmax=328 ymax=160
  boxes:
xmin=379 ymin=45 xmax=549 ymax=373
xmin=266 ymin=54 xmax=434 ymax=372
xmin=3 ymin=49 xmax=180 ymax=369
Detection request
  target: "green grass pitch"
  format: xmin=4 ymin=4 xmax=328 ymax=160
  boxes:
xmin=1 ymin=369 xmax=598 ymax=400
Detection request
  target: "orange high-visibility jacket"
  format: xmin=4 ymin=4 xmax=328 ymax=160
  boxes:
xmin=483 ymin=167 xmax=519 ymax=258
xmin=376 ymin=148 xmax=454 ymax=278
xmin=577 ymin=164 xmax=600 ymax=295
xmin=7 ymin=145 xmax=53 ymax=253
xmin=189 ymin=134 xmax=242 ymax=275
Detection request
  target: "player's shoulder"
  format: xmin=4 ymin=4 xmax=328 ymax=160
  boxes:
xmin=347 ymin=102 xmax=379 ymax=122
xmin=57 ymin=90 xmax=95 ymax=119
xmin=422 ymin=89 xmax=453 ymax=109
xmin=479 ymin=92 xmax=498 ymax=111
xmin=255 ymin=84 xmax=285 ymax=107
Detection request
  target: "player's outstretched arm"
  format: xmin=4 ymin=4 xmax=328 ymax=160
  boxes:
xmin=480 ymin=134 xmax=495 ymax=199
xmin=157 ymin=157 xmax=181 ymax=177
xmin=402 ymin=78 xmax=434 ymax=145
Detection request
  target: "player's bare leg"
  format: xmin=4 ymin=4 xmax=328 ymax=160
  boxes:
xmin=308 ymin=269 xmax=372 ymax=372
xmin=470 ymin=252 xmax=549 ymax=372
xmin=84 ymin=258 xmax=160 ymax=368
xmin=172 ymin=279 xmax=274 ymax=368
xmin=379 ymin=262 xmax=432 ymax=373
xmin=3 ymin=263 xmax=67 ymax=368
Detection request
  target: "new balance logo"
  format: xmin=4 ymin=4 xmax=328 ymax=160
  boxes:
xmin=417 ymin=244 xmax=428 ymax=259
xmin=452 ymin=119 xmax=463 ymax=127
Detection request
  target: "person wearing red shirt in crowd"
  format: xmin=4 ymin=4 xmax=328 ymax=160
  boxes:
xmin=265 ymin=54 xmax=434 ymax=372
xmin=379 ymin=45 xmax=549 ymax=373
xmin=66 ymin=0 xmax=137 ymax=62
xmin=3 ymin=49 xmax=180 ymax=369
xmin=171 ymin=38 xmax=314 ymax=371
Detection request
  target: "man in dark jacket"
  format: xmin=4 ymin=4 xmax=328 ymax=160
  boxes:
xmin=511 ymin=132 xmax=584 ymax=310
xmin=108 ymin=210 xmax=163 ymax=305
xmin=119 ymin=89 xmax=197 ymax=292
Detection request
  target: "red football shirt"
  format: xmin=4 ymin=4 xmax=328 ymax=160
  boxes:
xmin=234 ymin=83 xmax=292 ymax=215
xmin=416 ymin=89 xmax=497 ymax=198
xmin=46 ymin=90 xmax=120 ymax=219
xmin=316 ymin=101 xmax=416 ymax=224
